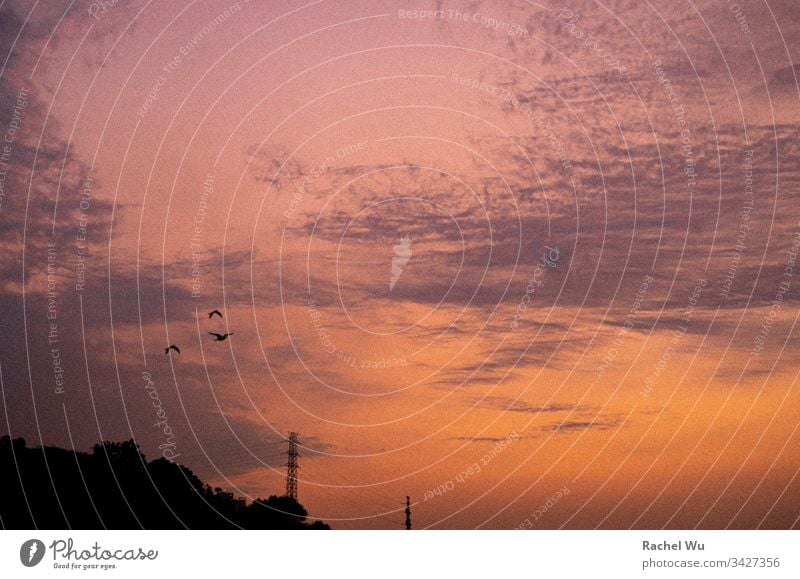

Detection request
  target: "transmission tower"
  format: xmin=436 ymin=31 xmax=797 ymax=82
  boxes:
xmin=405 ymin=496 xmax=411 ymax=530
xmin=285 ymin=432 xmax=299 ymax=500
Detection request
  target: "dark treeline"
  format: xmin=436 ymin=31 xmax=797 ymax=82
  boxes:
xmin=0 ymin=436 xmax=329 ymax=529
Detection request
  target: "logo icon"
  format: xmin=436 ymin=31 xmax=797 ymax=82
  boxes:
xmin=20 ymin=539 xmax=45 ymax=567
xmin=390 ymin=234 xmax=412 ymax=292
xmin=541 ymin=245 xmax=561 ymax=268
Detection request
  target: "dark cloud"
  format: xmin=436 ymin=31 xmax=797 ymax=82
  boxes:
xmin=541 ymin=419 xmax=620 ymax=433
xmin=473 ymin=395 xmax=577 ymax=414
xmin=449 ymin=434 xmax=521 ymax=443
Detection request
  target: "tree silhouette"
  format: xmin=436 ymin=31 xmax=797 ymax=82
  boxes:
xmin=0 ymin=436 xmax=329 ymax=530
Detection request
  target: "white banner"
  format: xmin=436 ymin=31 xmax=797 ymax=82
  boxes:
xmin=1 ymin=531 xmax=797 ymax=578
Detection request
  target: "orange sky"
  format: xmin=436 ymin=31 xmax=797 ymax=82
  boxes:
xmin=0 ymin=0 xmax=799 ymax=529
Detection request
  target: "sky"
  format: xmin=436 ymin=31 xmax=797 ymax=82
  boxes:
xmin=0 ymin=0 xmax=799 ymax=529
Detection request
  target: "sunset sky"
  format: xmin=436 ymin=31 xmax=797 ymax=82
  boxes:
xmin=1 ymin=0 xmax=799 ymax=529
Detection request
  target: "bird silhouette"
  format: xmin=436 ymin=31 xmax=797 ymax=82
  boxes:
xmin=208 ymin=332 xmax=234 ymax=341
xmin=164 ymin=345 xmax=180 ymax=355
xmin=208 ymin=309 xmax=222 ymax=319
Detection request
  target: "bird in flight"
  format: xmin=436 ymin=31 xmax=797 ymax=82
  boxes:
xmin=208 ymin=309 xmax=222 ymax=319
xmin=164 ymin=345 xmax=181 ymax=355
xmin=208 ymin=332 xmax=234 ymax=341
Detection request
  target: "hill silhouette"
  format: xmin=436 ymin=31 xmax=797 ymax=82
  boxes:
xmin=0 ymin=436 xmax=329 ymax=529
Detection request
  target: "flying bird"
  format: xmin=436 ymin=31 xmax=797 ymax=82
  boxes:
xmin=208 ymin=309 xmax=222 ymax=319
xmin=208 ymin=332 xmax=234 ymax=341
xmin=164 ymin=345 xmax=180 ymax=355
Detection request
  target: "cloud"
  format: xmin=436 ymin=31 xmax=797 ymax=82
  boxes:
xmin=541 ymin=419 xmax=620 ymax=433
xmin=449 ymin=434 xmax=521 ymax=443
xmin=474 ymin=395 xmax=577 ymax=414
